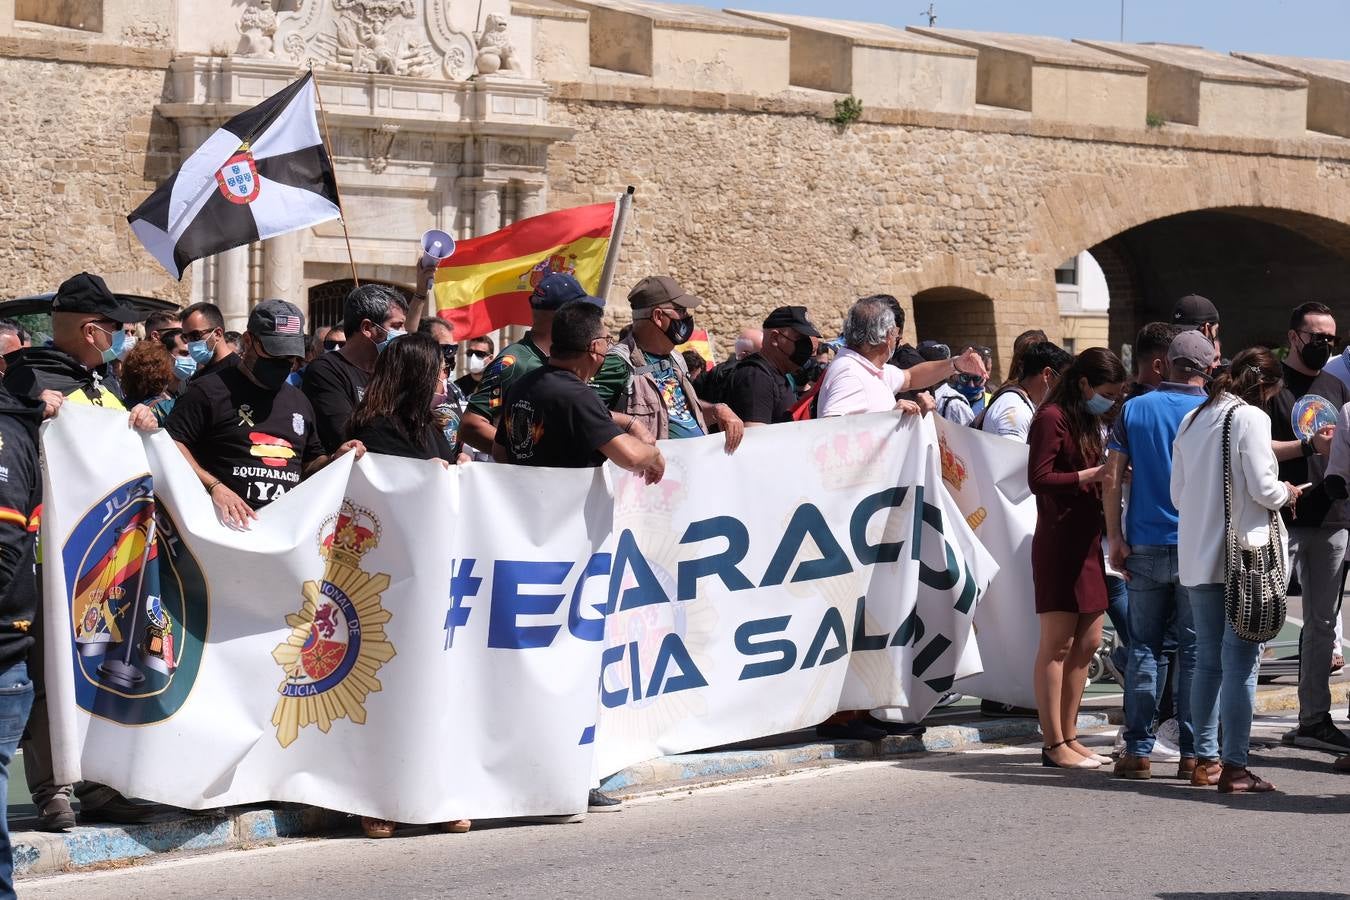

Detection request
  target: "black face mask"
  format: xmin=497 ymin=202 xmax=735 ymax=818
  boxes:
xmin=786 ymin=333 xmax=814 ymax=368
xmin=249 ymin=356 xmax=293 ymax=391
xmin=664 ymin=313 xmax=695 ymax=346
xmin=1300 ymin=339 xmax=1332 ymax=372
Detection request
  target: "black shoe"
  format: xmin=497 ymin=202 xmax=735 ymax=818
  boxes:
xmin=587 ymin=788 xmax=622 ymax=813
xmin=867 ymin=717 xmax=926 ymax=738
xmin=817 ymin=719 xmax=887 ymax=742
xmin=77 ymin=793 xmax=160 ymax=825
xmin=980 ymin=699 xmax=1038 ymax=719
xmin=1282 ymin=714 xmax=1350 ymax=754
xmin=36 ymin=797 xmax=76 ymax=832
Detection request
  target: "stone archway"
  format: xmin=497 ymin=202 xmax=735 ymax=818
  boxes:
xmin=306 ymin=280 xmax=414 ymax=332
xmin=912 ymin=286 xmax=999 ymax=368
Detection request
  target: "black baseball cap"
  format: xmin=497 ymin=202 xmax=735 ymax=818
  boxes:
xmin=52 ymin=272 xmax=142 ymax=323
xmin=1173 ymin=294 xmax=1219 ymax=328
xmin=247 ymin=299 xmax=307 ymax=358
xmin=530 ymin=273 xmax=603 ymax=311
xmin=762 ymin=305 xmax=821 ymax=338
xmin=917 ymin=340 xmax=952 ymax=361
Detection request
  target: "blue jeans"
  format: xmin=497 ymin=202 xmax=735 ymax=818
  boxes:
xmin=1190 ymin=584 xmax=1261 ymax=767
xmin=0 ymin=661 xmax=32 ymax=900
xmin=1123 ymin=546 xmax=1195 ymax=757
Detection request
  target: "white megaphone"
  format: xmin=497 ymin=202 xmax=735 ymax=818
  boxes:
xmin=419 ymin=229 xmax=456 ymax=293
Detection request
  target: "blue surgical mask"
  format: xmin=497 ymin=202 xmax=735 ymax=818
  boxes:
xmin=377 ymin=327 xmax=407 ymax=353
xmin=94 ymin=325 xmax=136 ymax=365
xmin=187 ymin=338 xmax=214 ymax=365
xmin=173 ymin=354 xmax=198 ymax=381
xmin=956 ymin=380 xmax=984 ymax=401
xmin=1085 ymin=390 xmax=1115 ymax=416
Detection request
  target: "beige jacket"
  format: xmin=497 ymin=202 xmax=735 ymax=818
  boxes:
xmin=608 ymin=335 xmax=710 ymax=440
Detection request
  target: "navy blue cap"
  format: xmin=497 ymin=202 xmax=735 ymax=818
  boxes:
xmin=530 ymin=273 xmax=603 ymax=311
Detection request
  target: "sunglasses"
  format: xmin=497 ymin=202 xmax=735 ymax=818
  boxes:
xmin=440 ymin=344 xmax=460 ymax=367
xmin=466 ymin=348 xmax=490 ymax=359
xmin=323 ymin=339 xmax=346 ymax=351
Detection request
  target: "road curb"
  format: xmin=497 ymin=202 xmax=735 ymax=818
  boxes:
xmin=600 ymin=712 xmax=1111 ymax=796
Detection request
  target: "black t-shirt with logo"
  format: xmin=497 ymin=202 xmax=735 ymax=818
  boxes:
xmin=165 ymin=367 xmax=324 ymax=509
xmin=499 ymin=365 xmax=622 ymax=468
xmin=302 ymin=350 xmax=371 ymax=455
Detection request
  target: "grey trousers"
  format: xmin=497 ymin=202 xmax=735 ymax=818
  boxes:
xmin=1289 ymin=526 xmax=1349 ymax=726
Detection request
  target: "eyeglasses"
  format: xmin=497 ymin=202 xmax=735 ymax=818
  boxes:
xmin=1296 ymin=330 xmax=1337 ymax=345
xmin=440 ymin=344 xmax=459 ymax=367
xmin=322 ymin=339 xmax=345 ymax=351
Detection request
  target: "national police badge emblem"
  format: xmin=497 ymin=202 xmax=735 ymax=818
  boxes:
xmin=271 ymin=501 xmax=395 ymax=748
xmin=216 ymin=143 xmax=260 ymax=205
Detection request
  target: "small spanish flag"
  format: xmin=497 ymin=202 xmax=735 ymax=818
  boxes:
xmin=675 ymin=328 xmax=714 ymax=365
xmin=432 ymin=201 xmax=619 ymax=339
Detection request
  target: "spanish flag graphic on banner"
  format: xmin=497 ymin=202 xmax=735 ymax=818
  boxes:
xmin=432 ymin=200 xmax=620 ymax=339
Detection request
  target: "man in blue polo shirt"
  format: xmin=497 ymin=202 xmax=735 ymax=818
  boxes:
xmin=1103 ymin=330 xmax=1213 ymax=783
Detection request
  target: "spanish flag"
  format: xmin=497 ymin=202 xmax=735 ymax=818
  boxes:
xmin=432 ymin=201 xmax=619 ymax=339
xmin=675 ymin=328 xmax=714 ymax=365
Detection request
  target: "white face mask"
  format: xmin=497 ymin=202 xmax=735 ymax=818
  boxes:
xmin=467 ymin=354 xmax=487 ymax=375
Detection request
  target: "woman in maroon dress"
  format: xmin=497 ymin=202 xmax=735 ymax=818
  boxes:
xmin=1028 ymin=347 xmax=1127 ymax=769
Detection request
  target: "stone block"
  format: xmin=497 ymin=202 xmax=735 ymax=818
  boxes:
xmin=556 ymin=0 xmax=789 ymax=94
xmin=910 ymin=27 xmax=1147 ymax=128
xmin=1079 ymin=41 xmax=1307 ymax=139
xmin=726 ymin=10 xmax=976 ymax=114
xmin=1236 ymin=52 xmax=1350 ymax=139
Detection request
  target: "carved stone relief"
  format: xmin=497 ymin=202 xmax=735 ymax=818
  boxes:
xmin=262 ymin=0 xmax=478 ymax=81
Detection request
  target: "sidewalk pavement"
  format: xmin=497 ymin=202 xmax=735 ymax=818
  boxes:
xmin=15 ymin=681 xmax=1346 ymax=879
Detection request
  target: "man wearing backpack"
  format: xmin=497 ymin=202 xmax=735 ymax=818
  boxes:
xmin=976 ymin=341 xmax=1073 ymax=441
xmin=591 ymin=276 xmax=744 ymax=452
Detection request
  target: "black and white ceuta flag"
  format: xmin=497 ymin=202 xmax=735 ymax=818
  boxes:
xmin=128 ymin=71 xmax=340 ymax=279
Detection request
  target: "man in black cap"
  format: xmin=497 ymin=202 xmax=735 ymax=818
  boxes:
xmin=302 ymin=283 xmax=407 ymax=454
xmin=592 ymin=275 xmax=743 ymax=452
xmin=461 ymin=273 xmax=600 ymax=453
xmin=727 ymin=306 xmax=821 ymax=426
xmin=6 ymin=273 xmax=158 ymax=831
xmin=165 ymin=300 xmax=363 ymax=529
xmin=1172 ymin=294 xmax=1221 ymax=345
xmin=4 ymin=272 xmax=141 ymax=413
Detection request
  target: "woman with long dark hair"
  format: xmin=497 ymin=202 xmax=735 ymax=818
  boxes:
xmin=1028 ymin=347 xmax=1127 ymax=769
xmin=346 ymin=332 xmax=467 ymax=836
xmin=348 ymin=332 xmax=456 ymax=465
xmin=1172 ymin=348 xmax=1299 ymax=792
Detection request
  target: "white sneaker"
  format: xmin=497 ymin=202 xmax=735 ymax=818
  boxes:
xmin=1150 ymin=718 xmax=1182 ymax=763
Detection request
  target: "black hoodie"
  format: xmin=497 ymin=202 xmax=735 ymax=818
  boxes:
xmin=0 ymin=387 xmax=46 ymax=670
xmin=2 ymin=347 xmax=125 ymax=409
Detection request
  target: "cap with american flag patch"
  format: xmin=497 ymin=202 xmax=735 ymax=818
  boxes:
xmin=248 ymin=298 xmax=307 ymax=358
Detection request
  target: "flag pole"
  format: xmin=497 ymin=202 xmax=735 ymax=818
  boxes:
xmin=310 ymin=67 xmax=360 ymax=288
xmin=597 ymin=185 xmax=634 ymax=302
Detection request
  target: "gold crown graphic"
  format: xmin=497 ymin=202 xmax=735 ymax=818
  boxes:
xmin=939 ymin=433 xmax=968 ymax=492
xmin=319 ymin=501 xmax=381 ymax=568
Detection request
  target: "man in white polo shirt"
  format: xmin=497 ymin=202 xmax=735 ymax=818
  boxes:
xmin=817 ymin=296 xmax=986 ymax=418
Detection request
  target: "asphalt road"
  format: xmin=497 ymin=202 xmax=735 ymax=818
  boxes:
xmin=23 ymin=715 xmax=1350 ymax=900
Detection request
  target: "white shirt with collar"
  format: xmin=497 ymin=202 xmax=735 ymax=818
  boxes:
xmin=817 ymin=347 xmax=909 ymax=416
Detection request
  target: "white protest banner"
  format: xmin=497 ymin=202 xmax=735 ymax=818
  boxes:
xmin=933 ymin=419 xmax=1040 ymax=709
xmin=43 ymin=405 xmax=995 ymax=822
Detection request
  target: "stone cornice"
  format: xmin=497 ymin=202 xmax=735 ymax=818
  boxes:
xmin=550 ymin=80 xmax=1350 ymax=162
xmin=0 ymin=34 xmax=172 ymax=69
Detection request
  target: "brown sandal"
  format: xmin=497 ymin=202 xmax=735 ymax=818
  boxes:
xmin=361 ymin=817 xmax=398 ymax=838
xmin=438 ymin=819 xmax=472 ymax=833
xmin=1218 ymin=765 xmax=1276 ymax=794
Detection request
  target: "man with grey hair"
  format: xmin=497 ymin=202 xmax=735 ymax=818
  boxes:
xmin=302 ymin=282 xmax=408 ymax=454
xmin=816 ymin=296 xmax=986 ymax=418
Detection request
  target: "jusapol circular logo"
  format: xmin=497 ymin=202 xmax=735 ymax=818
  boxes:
xmin=61 ymin=477 xmax=209 ymax=725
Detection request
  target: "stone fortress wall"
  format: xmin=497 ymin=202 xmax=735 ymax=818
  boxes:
xmin=6 ymin=0 xmax=1350 ymax=371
